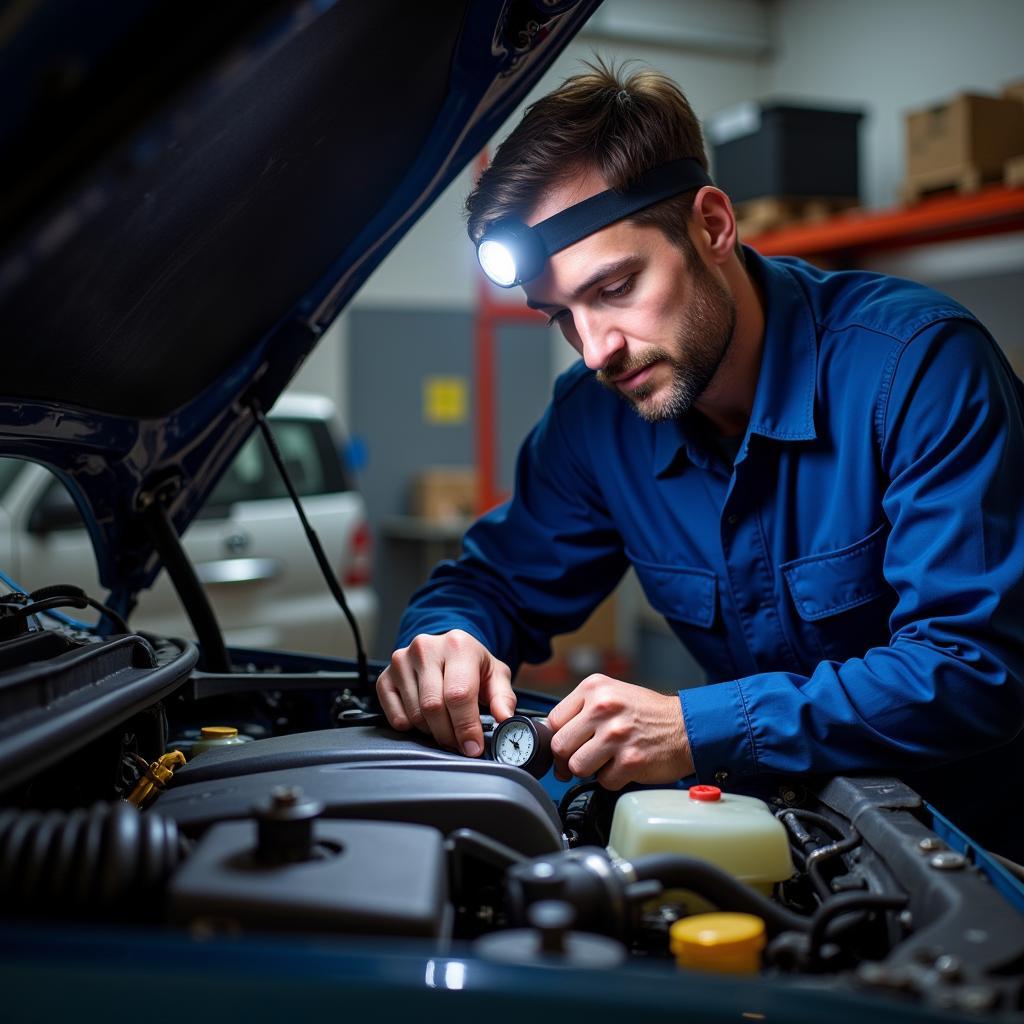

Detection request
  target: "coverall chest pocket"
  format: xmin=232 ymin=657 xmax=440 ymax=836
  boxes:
xmin=780 ymin=524 xmax=894 ymax=661
xmin=629 ymin=554 xmax=734 ymax=678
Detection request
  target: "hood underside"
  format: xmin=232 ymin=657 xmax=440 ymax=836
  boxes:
xmin=0 ymin=0 xmax=599 ymax=607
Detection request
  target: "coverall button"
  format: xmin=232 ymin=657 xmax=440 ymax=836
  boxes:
xmin=713 ymin=769 xmax=730 ymax=785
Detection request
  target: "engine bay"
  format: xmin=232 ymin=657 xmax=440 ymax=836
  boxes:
xmin=2 ymin=620 xmax=1023 ymax=1019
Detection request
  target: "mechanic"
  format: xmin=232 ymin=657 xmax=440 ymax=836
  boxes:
xmin=377 ymin=62 xmax=1024 ymax=859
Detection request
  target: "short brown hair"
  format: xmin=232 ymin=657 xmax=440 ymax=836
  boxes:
xmin=466 ymin=59 xmax=712 ymax=256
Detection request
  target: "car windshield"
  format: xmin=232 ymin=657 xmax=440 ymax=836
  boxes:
xmin=0 ymin=459 xmax=25 ymax=500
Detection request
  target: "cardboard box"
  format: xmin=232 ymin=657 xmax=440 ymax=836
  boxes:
xmin=550 ymin=592 xmax=619 ymax=658
xmin=1003 ymin=79 xmax=1024 ymax=106
xmin=905 ymin=93 xmax=1024 ymax=196
xmin=410 ymin=466 xmax=477 ymax=522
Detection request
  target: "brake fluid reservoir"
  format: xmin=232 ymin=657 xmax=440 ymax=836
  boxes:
xmin=606 ymin=786 xmax=793 ymax=898
xmin=191 ymin=726 xmax=251 ymax=757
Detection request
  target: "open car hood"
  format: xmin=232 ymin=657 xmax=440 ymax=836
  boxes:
xmin=0 ymin=0 xmax=599 ymax=611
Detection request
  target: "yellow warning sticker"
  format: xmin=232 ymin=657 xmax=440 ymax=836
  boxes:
xmin=424 ymin=376 xmax=468 ymax=424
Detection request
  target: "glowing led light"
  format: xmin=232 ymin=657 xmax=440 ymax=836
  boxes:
xmin=478 ymin=239 xmax=517 ymax=287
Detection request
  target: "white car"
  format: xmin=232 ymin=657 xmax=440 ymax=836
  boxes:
xmin=0 ymin=393 xmax=377 ymax=657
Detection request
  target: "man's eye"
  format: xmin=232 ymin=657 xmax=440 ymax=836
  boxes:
xmin=603 ymin=276 xmax=634 ymax=300
xmin=545 ymin=310 xmax=569 ymax=328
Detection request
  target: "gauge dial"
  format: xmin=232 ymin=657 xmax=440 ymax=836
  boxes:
xmin=490 ymin=714 xmax=553 ymax=778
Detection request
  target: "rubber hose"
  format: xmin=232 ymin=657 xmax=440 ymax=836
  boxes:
xmin=629 ymin=853 xmax=809 ymax=935
xmin=0 ymin=802 xmax=186 ymax=914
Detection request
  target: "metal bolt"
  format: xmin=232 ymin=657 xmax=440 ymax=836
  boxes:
xmin=930 ymin=851 xmax=966 ymax=870
xmin=532 ymin=862 xmax=555 ymax=879
xmin=899 ymin=909 xmax=914 ymax=930
xmin=531 ymin=900 xmax=574 ymax=955
xmin=270 ymin=785 xmax=302 ymax=807
xmin=781 ymin=789 xmax=798 ymax=804
xmin=934 ymin=954 xmax=962 ymax=981
xmin=714 ymin=769 xmax=730 ymax=785
xmin=917 ymin=837 xmax=944 ymax=853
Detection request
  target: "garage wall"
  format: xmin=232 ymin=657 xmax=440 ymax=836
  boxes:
xmin=765 ymin=0 xmax=1024 ymax=208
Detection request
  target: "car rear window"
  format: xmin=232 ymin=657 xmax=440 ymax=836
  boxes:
xmin=202 ymin=417 xmax=351 ymax=512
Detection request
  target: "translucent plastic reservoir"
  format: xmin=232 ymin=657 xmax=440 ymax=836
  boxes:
xmin=607 ymin=786 xmax=793 ymax=896
xmin=191 ymin=726 xmax=251 ymax=757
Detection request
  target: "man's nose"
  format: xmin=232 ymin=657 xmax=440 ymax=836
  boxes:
xmin=577 ymin=311 xmax=626 ymax=371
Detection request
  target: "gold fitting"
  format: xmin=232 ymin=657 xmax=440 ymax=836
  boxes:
xmin=125 ymin=749 xmax=187 ymax=808
xmin=200 ymin=726 xmax=239 ymax=739
xmin=152 ymin=749 xmax=187 ymax=782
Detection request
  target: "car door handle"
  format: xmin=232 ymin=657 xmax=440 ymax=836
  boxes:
xmin=195 ymin=557 xmax=282 ymax=585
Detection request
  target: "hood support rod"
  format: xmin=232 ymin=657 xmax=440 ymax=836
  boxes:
xmin=141 ymin=487 xmax=230 ymax=673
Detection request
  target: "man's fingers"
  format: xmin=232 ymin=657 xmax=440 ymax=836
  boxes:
xmin=380 ymin=632 xmax=513 ymax=758
xmin=375 ymin=668 xmax=411 ymax=730
xmin=546 ymin=686 xmax=585 ymax=732
xmin=550 ymin=712 xmax=595 ymax=780
xmin=568 ymin=733 xmax=613 ymax=782
xmin=416 ymin=657 xmax=460 ymax=750
xmin=481 ymin=660 xmax=516 ymax=723
xmin=442 ymin=647 xmax=486 ymax=756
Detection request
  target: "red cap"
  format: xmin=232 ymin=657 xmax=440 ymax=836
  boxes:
xmin=689 ymin=785 xmax=722 ymax=802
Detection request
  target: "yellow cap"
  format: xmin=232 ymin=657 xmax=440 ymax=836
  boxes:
xmin=200 ymin=726 xmax=238 ymax=738
xmin=670 ymin=913 xmax=766 ymax=974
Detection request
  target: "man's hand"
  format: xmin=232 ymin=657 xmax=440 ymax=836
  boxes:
xmin=376 ymin=629 xmax=516 ymax=757
xmin=547 ymin=675 xmax=693 ymax=789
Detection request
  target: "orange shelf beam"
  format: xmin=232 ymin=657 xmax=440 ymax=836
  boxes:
xmin=747 ymin=184 xmax=1024 ymax=259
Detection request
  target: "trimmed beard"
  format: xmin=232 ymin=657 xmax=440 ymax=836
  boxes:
xmin=596 ymin=257 xmax=736 ymax=423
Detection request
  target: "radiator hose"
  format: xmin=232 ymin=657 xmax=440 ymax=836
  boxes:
xmin=0 ymin=801 xmax=186 ymax=915
xmin=506 ymin=847 xmax=808 ymax=938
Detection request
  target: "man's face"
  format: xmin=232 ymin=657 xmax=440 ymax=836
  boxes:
xmin=523 ymin=173 xmax=736 ymax=424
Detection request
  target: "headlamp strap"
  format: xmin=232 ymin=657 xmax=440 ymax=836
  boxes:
xmin=533 ymin=157 xmax=713 ymax=257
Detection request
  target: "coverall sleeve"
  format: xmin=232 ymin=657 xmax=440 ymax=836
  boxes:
xmin=395 ymin=376 xmax=629 ymax=671
xmin=680 ymin=320 xmax=1024 ymax=780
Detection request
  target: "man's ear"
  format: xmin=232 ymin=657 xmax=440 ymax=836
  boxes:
xmin=690 ymin=186 xmax=737 ymax=266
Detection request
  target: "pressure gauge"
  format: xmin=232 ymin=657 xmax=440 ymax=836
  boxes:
xmin=490 ymin=714 xmax=554 ymax=778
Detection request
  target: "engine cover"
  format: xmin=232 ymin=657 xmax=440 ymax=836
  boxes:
xmin=168 ymin=818 xmax=449 ymax=938
xmin=157 ymin=726 xmax=565 ymax=857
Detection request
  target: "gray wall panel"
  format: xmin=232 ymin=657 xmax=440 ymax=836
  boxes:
xmin=349 ymin=308 xmax=552 ymax=655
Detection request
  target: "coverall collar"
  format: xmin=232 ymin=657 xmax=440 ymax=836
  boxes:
xmin=654 ymin=246 xmax=818 ymax=478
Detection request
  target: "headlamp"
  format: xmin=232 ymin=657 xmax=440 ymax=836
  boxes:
xmin=475 ymin=157 xmax=713 ymax=288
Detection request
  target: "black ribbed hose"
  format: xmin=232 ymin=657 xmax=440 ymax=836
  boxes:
xmin=0 ymin=802 xmax=186 ymax=915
